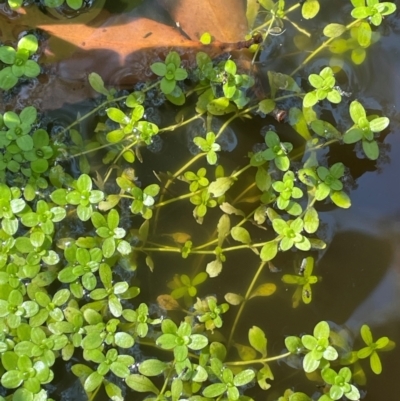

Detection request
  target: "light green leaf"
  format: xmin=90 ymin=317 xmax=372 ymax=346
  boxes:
xmin=302 ymin=0 xmax=320 ymax=19
xmin=369 ymin=117 xmax=389 ymax=133
xmin=224 ymin=292 xmax=244 ymax=305
xmin=260 ymin=240 xmax=278 ymax=262
xmin=203 ymin=383 xmax=227 ymax=398
xmin=362 ymin=139 xmax=379 ymax=160
xmin=89 ymin=72 xmax=109 ymax=96
xmin=200 ymin=32 xmax=212 ymax=44
xmin=231 ymin=226 xmax=251 ymax=244
xmin=208 ymin=177 xmax=234 ymax=197
xmin=303 ymin=91 xmax=318 ymax=108
xmin=249 ymin=326 xmax=267 ymax=356
xmin=84 ymin=371 xmax=103 ymax=392
xmin=304 ymin=207 xmax=319 ymax=233
xmin=233 ymin=369 xmax=255 ymax=386
xmin=258 ymin=99 xmax=275 ymax=114
xmin=126 ymin=374 xmax=159 ymax=394
xmin=349 ymin=100 xmax=366 ymax=123
xmin=323 ymin=23 xmax=347 ymax=38
xmin=289 ymin=107 xmax=312 ymax=141
xmin=303 ymin=352 xmax=320 ymax=373
xmin=250 ymin=283 xmax=276 ymax=299
xmin=139 ymin=360 xmax=167 ymax=376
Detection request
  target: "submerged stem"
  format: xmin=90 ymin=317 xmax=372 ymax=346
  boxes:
xmin=227 ymin=260 xmax=268 ymax=349
xmin=226 ymin=351 xmax=292 ymax=366
xmin=291 ymin=19 xmax=362 ymax=76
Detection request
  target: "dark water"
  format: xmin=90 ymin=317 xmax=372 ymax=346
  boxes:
xmin=2 ymin=0 xmax=400 ymax=400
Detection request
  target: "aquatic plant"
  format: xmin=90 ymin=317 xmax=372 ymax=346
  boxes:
xmin=0 ymin=1 xmax=397 ymax=401
xmin=0 ymin=35 xmax=40 ymax=90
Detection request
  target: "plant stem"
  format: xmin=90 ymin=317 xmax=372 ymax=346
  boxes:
xmin=226 ymin=351 xmax=292 ymax=366
xmin=157 ymin=361 xmax=175 ymax=401
xmin=159 ymin=112 xmax=205 ymax=133
xmin=227 ymin=260 xmax=267 ymax=349
xmin=60 ymin=94 xmax=128 ymax=136
xmin=153 ymin=153 xmax=205 ymax=233
xmin=290 ymin=19 xmax=362 ymax=76
xmin=154 ymin=190 xmax=201 ymax=208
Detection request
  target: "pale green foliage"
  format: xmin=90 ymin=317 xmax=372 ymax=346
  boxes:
xmin=0 ymin=2 xmax=395 ymax=401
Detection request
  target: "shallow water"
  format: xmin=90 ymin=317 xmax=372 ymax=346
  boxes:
xmin=1 ymin=0 xmax=400 ymax=400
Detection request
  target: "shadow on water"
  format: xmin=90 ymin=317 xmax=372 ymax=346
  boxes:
xmin=1 ymin=0 xmax=400 ymax=400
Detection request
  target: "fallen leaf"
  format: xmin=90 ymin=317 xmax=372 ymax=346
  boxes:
xmin=157 ymin=0 xmax=248 ymax=42
xmin=1 ymin=1 xmax=257 ymax=111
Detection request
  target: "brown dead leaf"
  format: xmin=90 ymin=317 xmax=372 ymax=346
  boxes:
xmin=157 ymin=0 xmax=248 ymax=42
xmin=1 ymin=2 xmax=255 ymax=110
xmin=157 ymin=294 xmax=181 ymax=310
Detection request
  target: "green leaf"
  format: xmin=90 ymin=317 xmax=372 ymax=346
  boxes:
xmin=303 ymin=352 xmax=320 ymax=373
xmin=189 ymin=334 xmax=208 ymax=350
xmin=378 ymin=2 xmax=397 ymax=16
xmin=104 ymin=380 xmax=123 ymax=401
xmin=207 ymin=97 xmax=231 ymax=115
xmin=327 ymin=89 xmax=342 ymax=104
xmin=160 ymin=77 xmax=176 ymax=95
xmin=303 ymin=91 xmax=318 ymax=108
xmin=233 ymin=369 xmax=255 ymax=386
xmin=81 ymin=333 xmax=103 ymax=350
xmin=166 ymin=51 xmax=181 ymax=68
xmin=323 ymin=345 xmax=339 ymax=361
xmin=18 ymin=34 xmax=38 ymax=54
xmin=114 ymin=332 xmax=134 ymax=348
xmin=224 ymin=60 xmax=237 ymax=75
xmin=260 ymin=240 xmax=278 ymax=261
xmin=17 ymin=135 xmax=34 ymax=151
xmin=285 ymin=336 xmax=302 ymax=353
xmin=369 ymin=117 xmax=389 ymax=132
xmin=314 ymin=321 xmax=329 ymax=339
xmin=208 ymin=177 xmax=234 ymax=197
xmin=150 ymin=62 xmax=167 ymax=77
xmin=343 ymin=128 xmax=363 ymax=144
xmin=106 ymin=108 xmax=128 ymax=124
xmin=289 ymin=107 xmax=312 ymax=141
xmin=360 ymin=324 xmax=373 ymax=345
xmin=267 ymin=71 xmax=302 ymax=98
xmin=311 ymin=119 xmax=341 ymax=139
xmin=323 ymin=23 xmax=347 ymax=38
xmin=362 ymin=139 xmax=379 ymax=160
xmin=203 ymin=383 xmax=227 ymax=398
xmin=302 ymin=0 xmax=320 ymax=19
xmin=231 ymin=226 xmax=251 ymax=244
xmin=258 ymin=99 xmax=275 ymax=114
xmin=174 ymin=68 xmax=187 ymax=81
xmin=126 ymin=374 xmax=159 ymax=394
xmin=249 ymin=326 xmax=267 ymax=357
xmin=24 ymin=60 xmax=40 ymax=77
xmin=0 ymin=46 xmax=16 ymax=64
xmin=330 ymin=190 xmax=351 ymax=208
xmin=351 ymin=6 xmax=372 ymax=19
xmin=255 ymin=167 xmax=271 ymax=192
xmin=84 ymin=371 xmax=103 ymax=392
xmin=1 ymin=370 xmax=22 ymax=388
xmin=349 ymin=100 xmax=366 ymax=123
xmin=370 ymin=351 xmax=382 ymax=374
xmin=250 ymin=283 xmax=276 ymax=298
xmin=304 ymin=207 xmax=319 ymax=233
xmin=0 ymin=67 xmax=18 ymax=90
xmin=357 ymin=21 xmax=372 ymax=47
xmin=139 ymin=359 xmax=167 ymax=376
xmin=89 ymin=72 xmax=109 ymax=96
xmin=200 ymin=32 xmax=212 ymax=44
